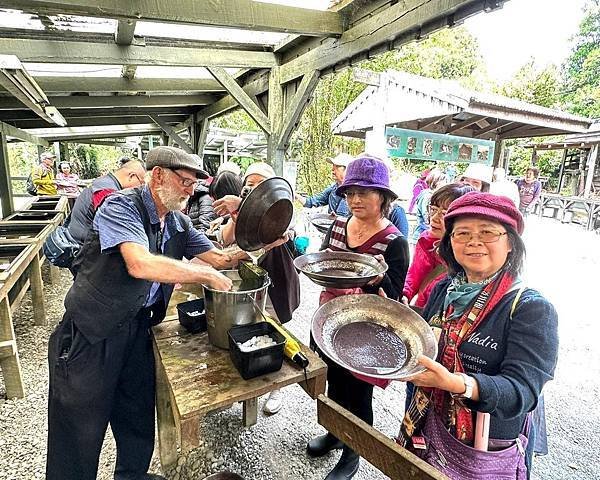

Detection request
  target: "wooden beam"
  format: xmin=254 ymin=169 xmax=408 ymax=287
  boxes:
xmin=0 ymin=107 xmax=193 ymax=121
xmin=474 ymin=120 xmax=513 ymax=138
xmin=2 ymin=0 xmax=344 ymax=36
xmin=0 ymin=131 xmax=15 ymax=216
xmin=10 ymin=114 xmax=186 ymax=129
xmin=277 ymin=70 xmax=320 ymax=149
xmin=207 ymin=67 xmax=271 ymax=134
xmin=0 ymin=77 xmax=224 ymax=93
xmin=445 ymin=115 xmax=487 ymax=134
xmin=0 ymin=38 xmax=277 ymax=68
xmin=0 ymin=121 xmax=50 ymax=146
xmin=317 ymin=395 xmax=447 ymax=480
xmin=115 ymin=19 xmax=136 ymax=45
xmin=196 ymin=118 xmax=209 ymax=156
xmin=417 ymin=115 xmax=450 ymax=130
xmin=0 ymin=95 xmax=215 ymax=109
xmin=27 ymin=123 xmax=162 ymax=141
xmin=280 ymin=0 xmax=493 ymax=84
xmin=149 ymin=115 xmax=192 ymax=153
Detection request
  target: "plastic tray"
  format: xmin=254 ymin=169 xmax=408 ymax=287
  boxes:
xmin=228 ymin=322 xmax=286 ymax=380
xmin=176 ymin=299 xmax=206 ymax=333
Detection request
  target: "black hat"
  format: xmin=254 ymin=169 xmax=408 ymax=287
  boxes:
xmin=145 ymin=146 xmax=208 ymax=179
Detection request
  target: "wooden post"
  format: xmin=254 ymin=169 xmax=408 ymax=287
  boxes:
xmin=584 ymin=145 xmax=598 ymax=198
xmin=0 ymin=131 xmax=14 ymax=218
xmin=267 ymin=66 xmax=285 ymax=175
xmin=492 ymin=139 xmax=504 ymax=168
xmin=243 ymin=397 xmax=258 ymax=427
xmin=196 ymin=118 xmax=209 ymax=157
xmin=29 ymin=253 xmax=47 ymax=326
xmin=556 ymin=148 xmax=568 ymax=194
xmin=0 ymin=297 xmax=25 ymax=398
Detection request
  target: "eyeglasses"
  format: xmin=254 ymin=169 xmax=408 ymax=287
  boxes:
xmin=451 ymin=230 xmax=508 ymax=244
xmin=427 ymin=205 xmax=447 ymax=218
xmin=168 ymin=168 xmax=198 ymax=188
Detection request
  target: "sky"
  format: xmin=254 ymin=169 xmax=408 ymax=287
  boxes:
xmin=464 ymin=0 xmax=588 ymax=81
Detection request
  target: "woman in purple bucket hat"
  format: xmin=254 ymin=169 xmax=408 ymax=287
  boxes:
xmin=307 ymin=154 xmax=410 ymax=480
xmin=398 ymin=191 xmax=558 ymax=480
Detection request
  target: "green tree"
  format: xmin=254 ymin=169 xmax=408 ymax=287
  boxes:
xmin=498 ymin=60 xmax=560 ymax=108
xmin=562 ymin=0 xmax=600 ymax=117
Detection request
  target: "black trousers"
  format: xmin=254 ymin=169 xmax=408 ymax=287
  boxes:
xmin=46 ymin=309 xmax=156 ymax=480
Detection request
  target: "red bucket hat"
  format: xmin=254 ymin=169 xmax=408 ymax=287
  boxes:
xmin=444 ymin=191 xmax=524 ymax=234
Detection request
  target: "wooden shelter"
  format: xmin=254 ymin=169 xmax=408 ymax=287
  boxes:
xmin=332 ymin=68 xmax=592 ymax=163
xmin=0 ymin=0 xmax=519 ymax=217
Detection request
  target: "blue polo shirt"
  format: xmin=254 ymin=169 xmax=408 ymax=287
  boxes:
xmin=304 ymin=183 xmax=349 ymax=216
xmin=93 ymin=185 xmax=214 ymax=306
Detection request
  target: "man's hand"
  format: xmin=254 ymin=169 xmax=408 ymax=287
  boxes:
xmin=203 ymin=268 xmax=233 ymax=291
xmin=294 ymin=192 xmax=307 ymax=206
xmin=213 ymin=195 xmax=242 ymax=217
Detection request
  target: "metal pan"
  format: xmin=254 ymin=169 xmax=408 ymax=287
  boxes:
xmin=234 ymin=177 xmax=293 ymax=251
xmin=293 ymin=251 xmax=387 ymax=288
xmin=309 ymin=213 xmax=336 ymax=234
xmin=311 ymin=294 xmax=437 ymax=381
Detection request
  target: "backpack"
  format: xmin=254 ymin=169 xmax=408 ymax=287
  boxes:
xmin=26 ymin=173 xmax=38 ymax=196
xmin=42 ymin=215 xmax=81 ymax=268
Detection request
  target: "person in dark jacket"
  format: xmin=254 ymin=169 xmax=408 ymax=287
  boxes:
xmin=186 ymin=180 xmax=216 ymax=231
xmin=67 ymin=159 xmax=146 ymax=245
xmin=45 ymin=147 xmax=290 ymax=480
xmin=399 ymin=192 xmax=558 ymax=479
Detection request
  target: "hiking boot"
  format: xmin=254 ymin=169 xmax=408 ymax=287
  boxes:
xmin=324 ymin=447 xmax=359 ymax=480
xmin=306 ymin=433 xmax=343 ymax=457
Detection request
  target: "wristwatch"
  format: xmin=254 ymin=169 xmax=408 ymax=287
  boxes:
xmin=453 ymin=373 xmax=475 ymax=399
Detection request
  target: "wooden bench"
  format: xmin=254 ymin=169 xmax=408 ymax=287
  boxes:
xmin=152 ymin=315 xmax=327 ymax=470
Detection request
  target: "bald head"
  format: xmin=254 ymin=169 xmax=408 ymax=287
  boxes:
xmin=115 ymin=158 xmax=146 ymax=189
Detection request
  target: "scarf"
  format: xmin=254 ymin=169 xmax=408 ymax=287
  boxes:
xmin=398 ymin=269 xmax=515 ymax=448
xmin=443 ymin=272 xmax=498 ymax=319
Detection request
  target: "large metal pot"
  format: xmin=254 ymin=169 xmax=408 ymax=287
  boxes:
xmin=202 ymin=270 xmax=270 ymax=349
xmin=234 ymin=177 xmax=293 ymax=251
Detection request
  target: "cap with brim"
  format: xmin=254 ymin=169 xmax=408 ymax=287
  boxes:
xmin=336 ymin=154 xmax=397 ymax=199
xmin=40 ymin=152 xmax=56 ymax=161
xmin=444 ymin=191 xmax=524 ymax=234
xmin=327 ymin=153 xmax=354 ymax=168
xmin=145 ymin=146 xmax=208 ymax=179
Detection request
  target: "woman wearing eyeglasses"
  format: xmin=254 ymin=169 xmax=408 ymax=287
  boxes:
xmin=399 ymin=192 xmax=558 ymax=480
xmin=402 ymin=183 xmax=475 ymax=309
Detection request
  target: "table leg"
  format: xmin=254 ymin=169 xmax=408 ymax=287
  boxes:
xmin=181 ymin=416 xmax=202 ymax=453
xmin=243 ymin=397 xmax=258 ymax=427
xmin=0 ymin=297 xmax=25 ymax=398
xmin=155 ymin=355 xmax=180 ymax=470
xmin=29 ymin=254 xmax=46 ymax=326
xmin=303 ymin=373 xmax=327 ymax=399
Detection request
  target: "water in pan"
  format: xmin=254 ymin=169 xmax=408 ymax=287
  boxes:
xmin=332 ymin=321 xmax=407 ymax=375
xmin=306 ymin=260 xmax=376 ymax=276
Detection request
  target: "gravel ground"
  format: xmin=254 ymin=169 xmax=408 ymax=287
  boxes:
xmin=1 ymin=216 xmax=599 ymax=480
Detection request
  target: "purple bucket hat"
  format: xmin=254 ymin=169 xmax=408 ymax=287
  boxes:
xmin=336 ymin=154 xmax=397 ymax=199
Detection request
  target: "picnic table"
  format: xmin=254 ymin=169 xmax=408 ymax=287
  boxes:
xmin=152 ymin=287 xmax=327 ymax=469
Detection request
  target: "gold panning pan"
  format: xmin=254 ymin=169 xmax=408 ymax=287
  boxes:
xmin=311 ymin=294 xmax=437 ymax=381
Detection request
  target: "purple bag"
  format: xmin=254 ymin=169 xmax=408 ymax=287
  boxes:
xmin=418 ymin=410 xmax=530 ymax=480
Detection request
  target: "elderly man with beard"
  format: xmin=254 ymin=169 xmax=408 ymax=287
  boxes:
xmin=45 ymin=146 xmax=266 ymax=480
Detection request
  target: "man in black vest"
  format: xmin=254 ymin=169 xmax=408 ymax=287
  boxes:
xmin=46 ymin=146 xmax=256 ymax=480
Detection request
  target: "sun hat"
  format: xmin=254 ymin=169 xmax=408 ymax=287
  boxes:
xmin=243 ymin=162 xmax=276 ymax=182
xmin=145 ymin=146 xmax=208 ymax=179
xmin=40 ymin=151 xmax=56 ymax=161
xmin=444 ymin=191 xmax=524 ymax=235
xmin=326 ymin=153 xmax=354 ymax=168
xmin=217 ymin=161 xmax=241 ymax=176
xmin=336 ymin=153 xmax=397 ymax=199
xmin=461 ymin=163 xmax=493 ymax=185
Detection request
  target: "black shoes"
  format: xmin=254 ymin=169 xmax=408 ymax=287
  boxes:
xmin=307 ymin=433 xmax=344 ymax=457
xmin=324 ymin=447 xmax=360 ymax=480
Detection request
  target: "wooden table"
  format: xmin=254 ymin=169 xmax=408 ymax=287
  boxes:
xmin=152 ymin=315 xmax=327 ymax=469
xmin=0 ymin=242 xmax=47 ymax=398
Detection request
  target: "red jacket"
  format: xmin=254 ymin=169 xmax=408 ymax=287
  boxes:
xmin=403 ymin=230 xmax=446 ymax=308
